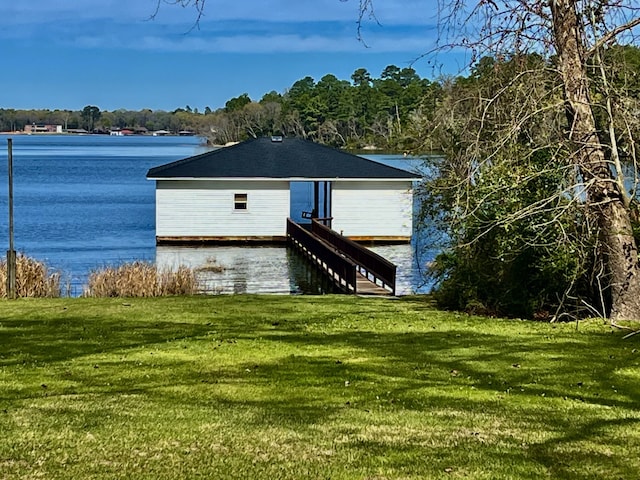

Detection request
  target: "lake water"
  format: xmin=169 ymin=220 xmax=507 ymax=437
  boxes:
xmin=0 ymin=135 xmax=432 ymax=295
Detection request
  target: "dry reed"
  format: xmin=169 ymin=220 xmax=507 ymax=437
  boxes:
xmin=0 ymin=254 xmax=61 ymax=298
xmin=84 ymin=261 xmax=199 ymax=297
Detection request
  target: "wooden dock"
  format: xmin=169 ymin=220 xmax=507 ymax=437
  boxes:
xmin=286 ymin=218 xmax=396 ymax=296
xmin=355 ymin=272 xmax=392 ymax=295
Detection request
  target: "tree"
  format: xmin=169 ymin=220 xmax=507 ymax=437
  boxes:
xmin=351 ymin=68 xmax=372 ymax=87
xmin=258 ymin=92 xmax=284 ymax=136
xmin=344 ymin=1 xmax=640 ymax=319
xmin=549 ymin=2 xmax=640 ymax=320
xmin=225 ymin=93 xmax=252 ymax=113
xmin=81 ymin=105 xmax=101 ymax=132
xmin=381 ymin=64 xmax=401 ymax=82
xmin=419 ymin=55 xmax=592 ymax=317
xmin=260 ymin=91 xmax=283 ymax=104
xmin=419 ymin=1 xmax=640 ymax=320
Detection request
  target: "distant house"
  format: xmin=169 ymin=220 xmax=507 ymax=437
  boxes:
xmin=111 ymin=127 xmax=146 ymax=136
xmin=24 ymin=124 xmax=62 ymax=134
xmin=146 ymin=137 xmax=420 ymax=244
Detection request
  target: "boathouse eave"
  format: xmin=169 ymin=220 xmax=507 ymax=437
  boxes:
xmin=155 ymin=234 xmax=409 ymax=246
xmin=146 ymin=137 xmax=421 ymax=180
xmin=147 ymin=176 xmax=418 ymax=182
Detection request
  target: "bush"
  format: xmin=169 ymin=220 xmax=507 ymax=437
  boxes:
xmin=420 ymin=141 xmax=598 ymax=319
xmin=0 ymin=254 xmax=61 ymax=298
xmin=84 ymin=261 xmax=198 ymax=297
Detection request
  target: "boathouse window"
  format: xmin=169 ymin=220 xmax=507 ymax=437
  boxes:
xmin=234 ymin=193 xmax=248 ymax=210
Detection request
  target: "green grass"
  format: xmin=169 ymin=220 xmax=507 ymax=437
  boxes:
xmin=0 ymin=295 xmax=639 ymax=479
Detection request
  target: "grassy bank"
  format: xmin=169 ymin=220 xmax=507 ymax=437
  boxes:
xmin=1 ymin=295 xmax=639 ymax=479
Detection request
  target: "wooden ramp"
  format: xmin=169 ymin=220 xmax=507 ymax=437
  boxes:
xmin=356 ymin=272 xmax=392 ymax=296
xmin=286 ymin=218 xmax=396 ymax=296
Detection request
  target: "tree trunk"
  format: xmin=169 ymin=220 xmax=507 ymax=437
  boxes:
xmin=551 ymin=0 xmax=640 ymax=320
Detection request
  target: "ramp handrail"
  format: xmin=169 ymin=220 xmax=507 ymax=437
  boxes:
xmin=311 ymin=219 xmax=396 ymax=295
xmin=286 ymin=218 xmax=357 ymax=293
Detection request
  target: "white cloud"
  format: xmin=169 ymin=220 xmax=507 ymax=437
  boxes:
xmin=130 ymin=32 xmax=433 ymax=54
xmin=1 ymin=0 xmax=439 ymax=56
xmin=1 ymin=0 xmax=437 ymax=28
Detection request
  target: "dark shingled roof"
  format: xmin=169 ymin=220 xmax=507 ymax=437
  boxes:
xmin=147 ymin=137 xmax=420 ymax=180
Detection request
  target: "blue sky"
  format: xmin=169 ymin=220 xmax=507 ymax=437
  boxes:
xmin=0 ymin=1 xmax=467 ymax=112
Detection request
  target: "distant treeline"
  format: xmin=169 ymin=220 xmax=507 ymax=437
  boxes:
xmin=0 ymin=105 xmax=202 ymax=137
xmin=0 ymin=64 xmax=441 ymax=150
xmin=6 ymin=48 xmax=640 ymax=152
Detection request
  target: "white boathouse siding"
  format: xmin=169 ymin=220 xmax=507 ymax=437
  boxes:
xmin=330 ymin=181 xmax=413 ymax=238
xmin=147 ymin=138 xmax=420 ymax=243
xmin=155 ymin=180 xmax=290 ymax=238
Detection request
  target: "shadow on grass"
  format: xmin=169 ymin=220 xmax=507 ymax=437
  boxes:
xmin=527 ymin=416 xmax=640 ymax=479
xmin=2 ymin=296 xmax=639 ymax=478
xmin=0 ymin=316 xmax=213 ymax=367
xmin=237 ymin=325 xmax=640 ymax=409
xmin=2 ymin=300 xmax=639 ymax=411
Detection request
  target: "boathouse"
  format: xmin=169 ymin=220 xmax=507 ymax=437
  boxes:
xmin=146 ymin=137 xmax=420 ymax=244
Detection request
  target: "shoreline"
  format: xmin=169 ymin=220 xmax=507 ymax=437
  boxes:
xmin=0 ymin=131 xmax=198 ymax=137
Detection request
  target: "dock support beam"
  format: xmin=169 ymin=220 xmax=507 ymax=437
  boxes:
xmin=313 ymin=181 xmax=319 ymax=218
xmin=323 ymin=181 xmax=329 ymax=220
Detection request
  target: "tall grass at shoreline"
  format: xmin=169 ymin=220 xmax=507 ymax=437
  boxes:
xmin=84 ymin=261 xmax=198 ymax=297
xmin=0 ymin=253 xmax=61 ymax=297
xmin=0 ymin=255 xmax=203 ymax=298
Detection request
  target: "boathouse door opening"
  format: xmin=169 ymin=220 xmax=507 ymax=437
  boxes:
xmin=290 ymin=181 xmax=332 ymax=227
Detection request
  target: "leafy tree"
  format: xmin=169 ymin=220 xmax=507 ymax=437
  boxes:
xmin=258 ymin=95 xmax=284 ymax=137
xmin=381 ymin=65 xmax=402 ymax=82
xmin=351 ymin=68 xmax=372 ymax=87
xmin=81 ymin=105 xmax=101 ymax=131
xmin=260 ymin=91 xmax=283 ymax=104
xmin=419 ymin=55 xmax=594 ymax=317
xmin=225 ymin=93 xmax=252 ymax=113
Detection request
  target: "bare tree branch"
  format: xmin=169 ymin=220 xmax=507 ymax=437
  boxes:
xmin=149 ymin=0 xmax=207 ymax=31
xmin=589 ymin=15 xmax=640 ymax=54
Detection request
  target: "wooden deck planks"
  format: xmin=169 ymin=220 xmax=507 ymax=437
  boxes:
xmin=355 ymin=272 xmax=393 ymax=296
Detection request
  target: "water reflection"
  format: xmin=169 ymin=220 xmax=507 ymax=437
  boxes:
xmin=287 ymin=249 xmax=343 ymax=294
xmin=156 ymin=245 xmax=342 ymax=295
xmin=368 ymin=243 xmax=431 ymax=295
xmin=156 ymin=243 xmax=430 ymax=296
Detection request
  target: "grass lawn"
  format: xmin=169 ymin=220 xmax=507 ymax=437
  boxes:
xmin=1 ymin=295 xmax=639 ymax=479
